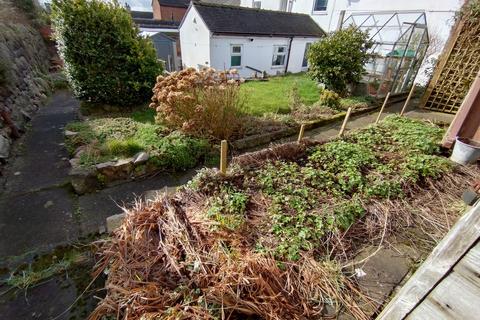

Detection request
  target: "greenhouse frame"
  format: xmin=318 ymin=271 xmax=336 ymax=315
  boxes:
xmin=341 ymin=11 xmax=430 ymax=98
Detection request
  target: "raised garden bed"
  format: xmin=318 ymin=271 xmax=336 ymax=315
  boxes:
xmin=65 ymin=74 xmax=379 ymax=194
xmin=90 ymin=116 xmax=478 ymax=319
xmin=65 ymin=108 xmax=214 ymax=194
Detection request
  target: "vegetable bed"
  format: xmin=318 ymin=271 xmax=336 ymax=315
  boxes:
xmin=91 ymin=116 xmax=478 ymax=319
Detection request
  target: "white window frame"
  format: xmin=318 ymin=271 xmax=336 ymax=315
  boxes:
xmin=312 ymin=0 xmax=328 ymax=12
xmin=272 ymin=45 xmax=288 ymax=67
xmin=302 ymin=43 xmax=311 ymax=68
xmin=230 ymin=44 xmax=243 ymax=68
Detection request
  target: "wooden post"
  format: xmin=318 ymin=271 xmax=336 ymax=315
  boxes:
xmin=375 ymin=92 xmax=391 ymax=124
xmin=220 ymin=140 xmax=228 ymax=175
xmin=338 ymin=107 xmax=353 ymax=137
xmin=400 ymin=85 xmax=416 ymax=116
xmin=297 ymin=124 xmax=306 ymax=143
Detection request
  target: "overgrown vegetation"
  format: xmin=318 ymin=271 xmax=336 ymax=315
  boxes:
xmin=2 ymin=247 xmax=84 ymax=290
xmin=91 ymin=115 xmax=477 ymax=320
xmin=150 ymin=68 xmax=244 ymax=140
xmin=309 ymin=27 xmax=373 ymax=95
xmin=65 ymin=108 xmax=210 ymax=170
xmin=51 ymin=0 xmax=163 ymax=107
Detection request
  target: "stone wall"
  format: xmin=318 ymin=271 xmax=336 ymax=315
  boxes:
xmin=0 ymin=1 xmax=51 ymax=159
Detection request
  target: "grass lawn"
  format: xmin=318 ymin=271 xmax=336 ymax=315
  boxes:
xmin=240 ymin=73 xmax=320 ymax=115
xmin=240 ymin=73 xmax=374 ymax=116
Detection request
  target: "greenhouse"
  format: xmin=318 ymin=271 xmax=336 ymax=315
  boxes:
xmin=341 ymin=11 xmax=430 ymax=97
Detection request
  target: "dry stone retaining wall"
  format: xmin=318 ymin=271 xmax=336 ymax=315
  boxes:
xmin=0 ymin=2 xmax=51 ymax=159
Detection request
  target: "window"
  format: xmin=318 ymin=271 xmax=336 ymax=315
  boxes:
xmin=279 ymin=0 xmax=287 ymax=11
xmin=313 ymin=0 xmax=328 ymax=11
xmin=272 ymin=45 xmax=287 ymax=66
xmin=230 ymin=45 xmax=242 ymax=67
xmin=302 ymin=43 xmax=311 ymax=67
xmin=253 ymin=1 xmax=261 ymax=8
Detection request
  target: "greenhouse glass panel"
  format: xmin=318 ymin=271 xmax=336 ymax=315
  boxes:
xmin=341 ymin=11 xmax=429 ymax=98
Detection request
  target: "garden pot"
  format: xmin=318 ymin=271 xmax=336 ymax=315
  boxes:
xmin=450 ymin=137 xmax=480 ymax=165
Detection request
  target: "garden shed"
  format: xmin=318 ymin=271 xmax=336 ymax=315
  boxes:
xmin=179 ymin=2 xmax=325 ymax=78
xmin=340 ymin=11 xmax=430 ymax=98
xmin=150 ymin=32 xmax=181 ymax=71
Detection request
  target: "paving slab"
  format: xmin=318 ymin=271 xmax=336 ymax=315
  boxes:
xmin=0 ymin=187 xmax=78 ymax=258
xmin=2 ymin=91 xmax=78 ymax=194
xmin=77 ymin=168 xmax=198 ymax=235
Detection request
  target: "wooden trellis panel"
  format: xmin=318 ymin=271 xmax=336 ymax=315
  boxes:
xmin=422 ymin=11 xmax=480 ymax=114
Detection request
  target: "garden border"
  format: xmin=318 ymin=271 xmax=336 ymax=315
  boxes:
xmin=68 ymin=93 xmax=410 ymax=194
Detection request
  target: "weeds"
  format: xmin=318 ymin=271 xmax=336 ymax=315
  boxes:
xmin=65 ymin=114 xmax=210 ymax=170
xmin=3 ymin=249 xmax=83 ymax=290
xmin=90 ymin=115 xmax=475 ymax=320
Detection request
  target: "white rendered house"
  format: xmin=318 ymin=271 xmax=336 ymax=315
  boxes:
xmin=179 ymin=2 xmax=325 ymax=78
xmin=240 ymin=0 xmax=464 ymax=54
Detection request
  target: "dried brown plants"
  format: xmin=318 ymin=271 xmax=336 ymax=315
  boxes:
xmin=150 ymin=68 xmax=245 ymax=140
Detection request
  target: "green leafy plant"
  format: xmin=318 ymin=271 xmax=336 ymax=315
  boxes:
xmin=51 ymin=0 xmax=163 ymax=107
xmin=318 ymin=89 xmax=341 ymax=110
xmin=308 ymin=26 xmax=373 ymax=95
xmin=207 ymin=187 xmax=249 ymax=231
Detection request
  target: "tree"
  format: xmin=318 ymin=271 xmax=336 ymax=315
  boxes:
xmin=51 ymin=0 xmax=163 ymax=106
xmin=308 ymin=27 xmax=373 ymax=95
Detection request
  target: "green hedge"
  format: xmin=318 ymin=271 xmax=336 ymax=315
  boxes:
xmin=308 ymin=27 xmax=373 ymax=95
xmin=51 ymin=0 xmax=163 ymax=106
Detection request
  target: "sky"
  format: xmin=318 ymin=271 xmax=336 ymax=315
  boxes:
xmin=41 ymin=0 xmax=153 ymax=11
xmin=124 ymin=0 xmax=151 ymax=11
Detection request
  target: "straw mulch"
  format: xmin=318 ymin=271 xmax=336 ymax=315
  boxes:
xmin=89 ymin=139 xmax=478 ymax=320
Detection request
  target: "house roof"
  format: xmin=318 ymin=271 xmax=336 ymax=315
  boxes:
xmin=130 ymin=11 xmax=154 ymax=19
xmin=158 ymin=0 xmax=190 ymax=8
xmin=201 ymin=0 xmax=240 ymax=5
xmin=191 ymin=2 xmax=325 ymax=38
xmin=134 ymin=18 xmax=180 ymax=29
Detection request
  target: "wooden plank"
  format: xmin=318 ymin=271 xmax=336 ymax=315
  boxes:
xmin=338 ymin=107 xmax=352 ymax=137
xmin=400 ymin=85 xmax=416 ymax=116
xmin=453 ymin=241 xmax=480 ymax=287
xmin=406 ymin=297 xmax=452 ymax=320
xmin=297 ymin=124 xmax=305 ymax=143
xmin=377 ymin=202 xmax=480 ymax=319
xmin=375 ymin=92 xmax=391 ymax=124
xmin=408 ymin=272 xmax=480 ymax=319
xmin=220 ymin=140 xmax=228 ymax=175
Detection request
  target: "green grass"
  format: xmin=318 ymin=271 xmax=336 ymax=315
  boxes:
xmin=65 ymin=107 xmax=210 ymax=170
xmin=240 ymin=73 xmax=373 ymax=116
xmin=240 ymin=73 xmax=320 ymax=115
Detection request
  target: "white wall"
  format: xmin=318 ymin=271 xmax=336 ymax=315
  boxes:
xmin=240 ymin=0 xmax=464 ymax=54
xmin=179 ymin=6 xmax=211 ymax=69
xmin=209 ymin=35 xmax=319 ymax=78
xmin=240 ymin=0 xmax=284 ymax=10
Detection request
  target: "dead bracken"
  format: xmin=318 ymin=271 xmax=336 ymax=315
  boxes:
xmin=90 ymin=116 xmax=478 ymax=320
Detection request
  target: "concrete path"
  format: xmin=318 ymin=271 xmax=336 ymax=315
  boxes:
xmin=286 ymin=99 xmax=455 ymax=143
xmin=0 ymin=91 xmax=198 ymax=261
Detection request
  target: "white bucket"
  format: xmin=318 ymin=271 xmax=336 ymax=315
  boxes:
xmin=450 ymin=137 xmax=480 ymax=165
